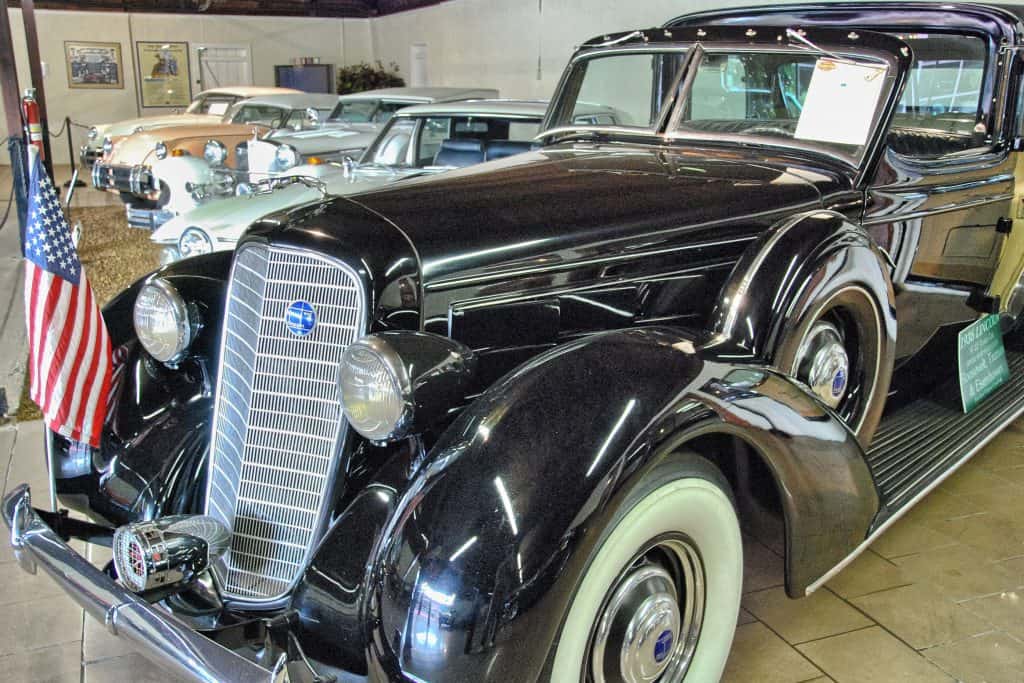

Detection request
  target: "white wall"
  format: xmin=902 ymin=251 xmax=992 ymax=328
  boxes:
xmin=368 ymin=0 xmax=784 ymax=100
xmin=0 ymin=8 xmax=373 ymax=163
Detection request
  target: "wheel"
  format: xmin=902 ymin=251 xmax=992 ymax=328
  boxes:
xmin=775 ymin=283 xmax=890 ymax=446
xmin=551 ymin=457 xmax=742 ymax=682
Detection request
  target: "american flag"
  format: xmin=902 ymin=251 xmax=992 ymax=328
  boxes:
xmin=23 ymin=150 xmax=111 ymax=447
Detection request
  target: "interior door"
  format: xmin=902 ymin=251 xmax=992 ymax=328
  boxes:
xmin=192 ymin=44 xmax=253 ymax=92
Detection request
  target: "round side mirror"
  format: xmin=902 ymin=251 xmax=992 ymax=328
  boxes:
xmin=342 ymin=156 xmax=356 ymax=176
xmin=306 ymin=107 xmax=320 ymax=127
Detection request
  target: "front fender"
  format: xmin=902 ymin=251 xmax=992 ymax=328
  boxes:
xmin=151 ymin=155 xmax=216 ymax=215
xmin=53 ymin=252 xmax=232 ymax=525
xmin=371 ymin=327 xmax=876 ymax=681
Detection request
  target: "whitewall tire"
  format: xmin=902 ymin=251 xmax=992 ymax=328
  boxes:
xmin=551 ymin=458 xmax=743 ymax=682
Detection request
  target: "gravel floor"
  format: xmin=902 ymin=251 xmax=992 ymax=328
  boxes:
xmin=16 ymin=206 xmax=161 ymax=421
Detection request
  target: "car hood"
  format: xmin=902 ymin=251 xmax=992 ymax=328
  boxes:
xmin=349 ymin=143 xmax=851 ymax=284
xmin=151 ymin=165 xmax=429 ymax=243
xmin=108 ymin=124 xmax=266 ymax=166
xmin=91 ymin=114 xmax=221 ymax=145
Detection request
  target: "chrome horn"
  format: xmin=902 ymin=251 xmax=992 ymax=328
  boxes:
xmin=112 ymin=515 xmax=229 ymax=594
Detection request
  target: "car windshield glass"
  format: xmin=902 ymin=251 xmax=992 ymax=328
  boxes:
xmin=283 ymin=108 xmax=335 ymax=131
xmin=674 ymin=49 xmax=892 ymax=161
xmin=228 ymin=104 xmax=287 ymax=128
xmin=362 ymin=115 xmax=542 ymax=168
xmin=188 ymin=95 xmax=238 ymax=115
xmin=330 ymin=100 xmax=378 ymax=123
xmin=549 ymin=50 xmax=687 ymax=129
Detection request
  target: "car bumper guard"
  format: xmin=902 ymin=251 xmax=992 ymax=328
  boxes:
xmin=2 ymin=484 xmax=287 ymax=683
xmin=91 ymin=161 xmax=156 ymax=197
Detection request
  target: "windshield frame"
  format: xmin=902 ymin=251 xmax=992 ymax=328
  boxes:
xmin=541 ymin=29 xmax=910 ymax=171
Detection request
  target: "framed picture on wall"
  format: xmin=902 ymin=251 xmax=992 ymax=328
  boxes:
xmin=136 ymin=41 xmax=192 ymax=107
xmin=64 ymin=41 xmax=123 ymax=89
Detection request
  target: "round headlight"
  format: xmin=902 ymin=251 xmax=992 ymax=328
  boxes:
xmin=88 ymin=126 xmax=98 ymax=141
xmin=204 ymin=140 xmax=227 ymax=166
xmin=339 ymin=338 xmax=409 ymax=442
xmin=154 ymin=142 xmax=168 ymax=160
xmin=133 ymin=279 xmax=193 ymax=364
xmin=102 ymin=137 xmax=113 ymax=156
xmin=275 ymin=144 xmax=299 ymax=171
xmin=178 ymin=227 xmax=213 ymax=259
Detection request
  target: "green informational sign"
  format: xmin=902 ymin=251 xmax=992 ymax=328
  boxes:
xmin=958 ymin=314 xmax=1010 ymax=413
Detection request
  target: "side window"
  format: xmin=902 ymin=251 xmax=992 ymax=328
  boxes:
xmin=888 ymin=33 xmax=988 ymax=158
xmin=368 ymin=118 xmax=417 ymax=166
xmin=418 ymin=117 xmax=450 ymax=165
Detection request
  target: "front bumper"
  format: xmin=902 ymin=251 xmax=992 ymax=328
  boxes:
xmin=126 ymin=205 xmax=176 ymax=231
xmin=2 ymin=484 xmax=285 ymax=683
xmin=92 ymin=161 xmax=157 ymax=197
xmin=81 ymin=145 xmax=102 ymax=166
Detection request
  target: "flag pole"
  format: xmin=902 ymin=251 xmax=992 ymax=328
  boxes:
xmin=43 ymin=429 xmax=57 ymax=512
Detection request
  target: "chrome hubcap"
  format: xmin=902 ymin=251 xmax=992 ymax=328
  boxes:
xmin=795 ymin=321 xmax=849 ymax=409
xmin=589 ymin=538 xmax=705 ymax=683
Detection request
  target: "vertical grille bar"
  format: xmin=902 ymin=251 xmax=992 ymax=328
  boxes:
xmin=206 ymin=244 xmax=364 ymax=602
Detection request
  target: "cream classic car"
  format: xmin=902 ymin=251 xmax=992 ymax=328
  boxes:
xmin=151 ymin=99 xmax=551 ymax=263
xmin=80 ymin=86 xmax=300 ymax=164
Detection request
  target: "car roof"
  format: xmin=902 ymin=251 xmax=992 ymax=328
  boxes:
xmin=232 ymin=93 xmax=342 ymax=109
xmin=197 ymin=86 xmax=301 ymax=98
xmin=392 ymin=99 xmax=549 ymax=117
xmin=664 ymin=3 xmax=1023 ymax=42
xmin=338 ymin=87 xmax=499 ymax=103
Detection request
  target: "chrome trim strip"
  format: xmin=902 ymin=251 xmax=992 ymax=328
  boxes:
xmin=805 ymin=397 xmax=1024 ymax=595
xmin=1 ymin=485 xmax=282 ymax=683
xmin=862 ymin=192 xmax=1014 ymax=226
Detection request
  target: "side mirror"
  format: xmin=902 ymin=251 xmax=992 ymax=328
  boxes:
xmin=342 ymin=156 xmax=357 ymax=176
xmin=306 ymin=108 xmax=320 ymax=127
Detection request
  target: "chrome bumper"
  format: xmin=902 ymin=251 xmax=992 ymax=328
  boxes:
xmin=91 ymin=161 xmax=156 ymax=197
xmin=2 ymin=484 xmax=285 ymax=683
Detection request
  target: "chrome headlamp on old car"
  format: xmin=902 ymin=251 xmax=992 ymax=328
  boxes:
xmin=102 ymin=137 xmax=113 ymax=157
xmin=204 ymin=140 xmax=228 ymax=166
xmin=87 ymin=126 xmax=98 ymax=141
xmin=154 ymin=141 xmax=168 ymax=160
xmin=133 ymin=279 xmax=195 ymax=364
xmin=113 ymin=515 xmax=230 ymax=594
xmin=339 ymin=331 xmax=476 ymax=442
xmin=275 ymin=144 xmax=299 ymax=171
xmin=178 ymin=227 xmax=214 ymax=259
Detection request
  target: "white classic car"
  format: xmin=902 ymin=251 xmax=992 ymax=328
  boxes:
xmin=80 ymin=86 xmax=300 ymax=164
xmin=148 ymin=86 xmax=503 ymax=221
xmin=151 ymin=99 xmax=550 ymax=263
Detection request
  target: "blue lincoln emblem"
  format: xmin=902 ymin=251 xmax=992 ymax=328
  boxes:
xmin=831 ymin=368 xmax=847 ymax=398
xmin=654 ymin=629 xmax=674 ymax=663
xmin=285 ymin=300 xmax=317 ymax=337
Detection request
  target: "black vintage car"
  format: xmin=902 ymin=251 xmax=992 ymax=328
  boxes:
xmin=7 ymin=4 xmax=1024 ymax=682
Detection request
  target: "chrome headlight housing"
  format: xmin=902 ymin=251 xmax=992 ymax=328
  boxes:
xmin=102 ymin=137 xmax=113 ymax=156
xmin=178 ymin=227 xmax=213 ymax=259
xmin=87 ymin=126 xmax=98 ymax=141
xmin=154 ymin=142 xmax=168 ymax=160
xmin=339 ymin=332 xmax=476 ymax=442
xmin=203 ymin=140 xmax=227 ymax=166
xmin=275 ymin=144 xmax=299 ymax=171
xmin=133 ymin=279 xmax=194 ymax=364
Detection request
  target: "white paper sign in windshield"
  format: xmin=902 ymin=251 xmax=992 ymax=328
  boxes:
xmin=794 ymin=58 xmax=887 ymax=147
xmin=207 ymin=102 xmax=230 ymax=117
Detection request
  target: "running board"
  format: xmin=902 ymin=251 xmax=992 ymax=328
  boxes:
xmin=866 ymin=351 xmax=1024 ymax=515
xmin=805 ymin=350 xmax=1024 ymax=594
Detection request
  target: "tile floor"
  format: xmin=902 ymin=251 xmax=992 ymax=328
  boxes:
xmin=2 ymin=418 xmax=1023 ymax=681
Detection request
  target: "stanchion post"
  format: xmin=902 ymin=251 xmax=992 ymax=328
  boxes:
xmin=63 ymin=116 xmax=85 ymax=188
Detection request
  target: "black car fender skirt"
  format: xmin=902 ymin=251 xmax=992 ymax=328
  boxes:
xmin=368 ymin=327 xmax=877 ymax=681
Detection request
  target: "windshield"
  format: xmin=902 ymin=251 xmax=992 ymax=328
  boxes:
xmin=362 ymin=115 xmax=542 ymax=167
xmin=227 ymin=103 xmax=288 ymax=128
xmin=551 ymin=46 xmax=893 ymax=162
xmin=331 ymin=100 xmax=379 ymax=123
xmin=283 ymin=108 xmax=335 ymax=131
xmin=187 ymin=94 xmax=239 ymax=115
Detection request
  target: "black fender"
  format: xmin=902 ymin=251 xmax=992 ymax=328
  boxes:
xmin=368 ymin=327 xmax=876 ymax=681
xmin=53 ymin=252 xmax=232 ymax=526
xmin=704 ymin=209 xmax=897 ymax=364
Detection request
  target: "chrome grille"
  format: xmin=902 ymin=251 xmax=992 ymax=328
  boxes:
xmin=206 ymin=244 xmax=363 ymax=602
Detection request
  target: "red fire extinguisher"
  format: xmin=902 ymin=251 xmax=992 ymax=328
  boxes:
xmin=22 ymin=88 xmax=44 ymax=162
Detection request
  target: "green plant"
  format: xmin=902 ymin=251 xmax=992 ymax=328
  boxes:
xmin=337 ymin=61 xmax=405 ymax=94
